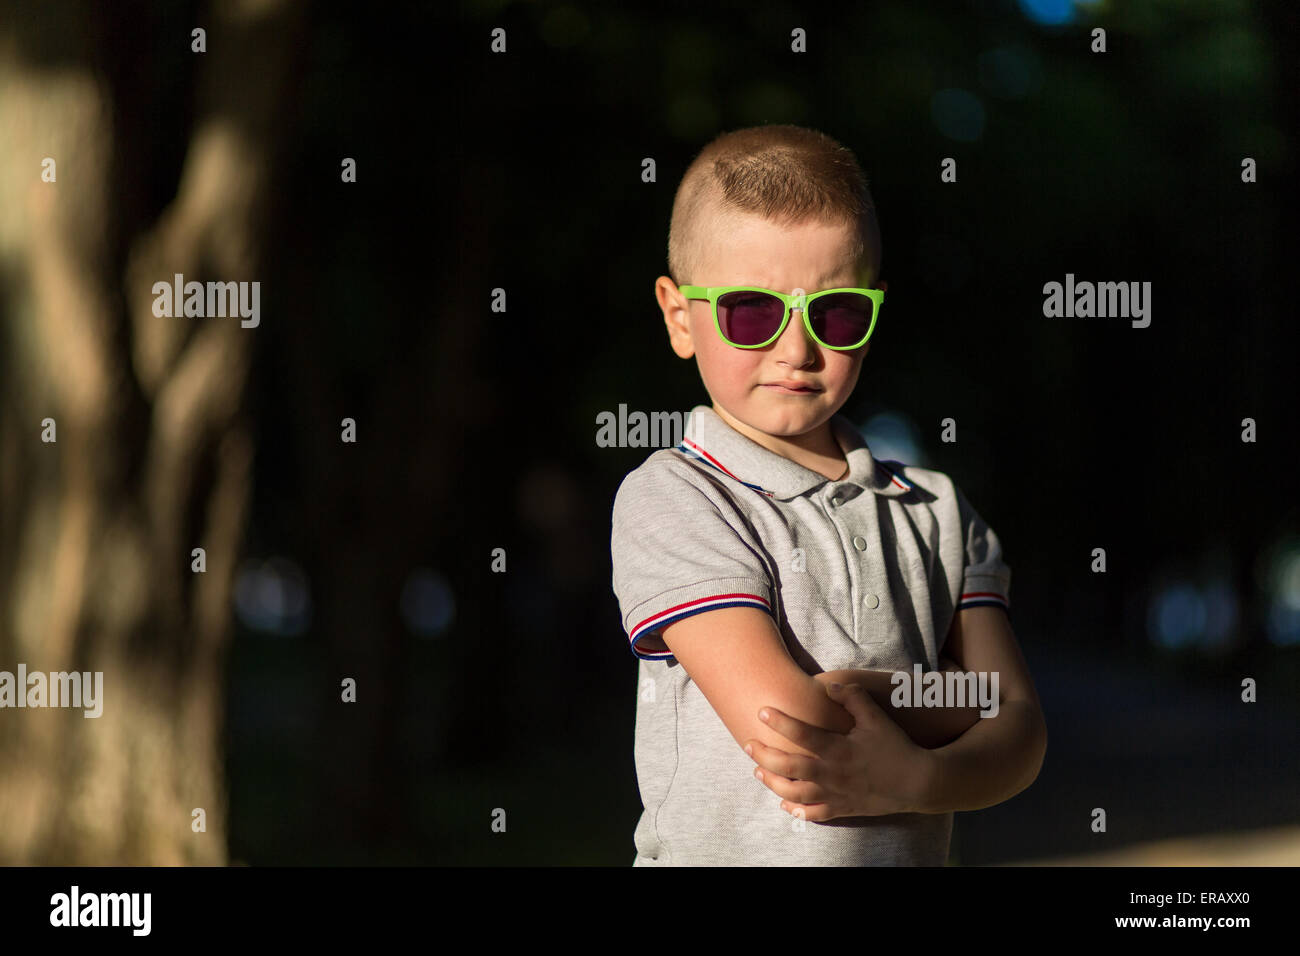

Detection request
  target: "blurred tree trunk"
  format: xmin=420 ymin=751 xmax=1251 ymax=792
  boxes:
xmin=0 ymin=0 xmax=301 ymax=864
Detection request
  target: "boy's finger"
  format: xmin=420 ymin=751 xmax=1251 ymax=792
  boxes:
xmin=758 ymin=705 xmax=838 ymax=754
xmin=782 ymin=801 xmax=835 ymax=823
xmin=746 ymin=740 xmax=821 ymax=782
xmin=754 ymin=765 xmax=825 ymax=805
xmin=827 ymin=682 xmax=885 ymax=725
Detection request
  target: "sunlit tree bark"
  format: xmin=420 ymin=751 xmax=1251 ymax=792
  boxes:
xmin=0 ymin=0 xmax=301 ymax=864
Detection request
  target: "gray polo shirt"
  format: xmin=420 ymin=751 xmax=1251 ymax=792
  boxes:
xmin=610 ymin=403 xmax=1012 ymax=866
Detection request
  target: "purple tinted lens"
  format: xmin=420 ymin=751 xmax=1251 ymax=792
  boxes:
xmin=718 ymin=291 xmax=785 ymax=345
xmin=810 ymin=293 xmax=873 ymax=347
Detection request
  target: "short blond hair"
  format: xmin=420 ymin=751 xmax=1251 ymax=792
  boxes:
xmin=667 ymin=124 xmax=882 ymax=287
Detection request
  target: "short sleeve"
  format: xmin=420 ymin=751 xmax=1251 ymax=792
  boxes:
xmin=952 ymin=482 xmax=1012 ymax=616
xmin=610 ymin=463 xmax=776 ymax=662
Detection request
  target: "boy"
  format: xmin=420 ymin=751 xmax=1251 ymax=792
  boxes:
xmin=610 ymin=125 xmax=1046 ymax=865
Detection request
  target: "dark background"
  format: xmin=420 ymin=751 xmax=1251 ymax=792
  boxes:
xmin=0 ymin=0 xmax=1296 ymax=865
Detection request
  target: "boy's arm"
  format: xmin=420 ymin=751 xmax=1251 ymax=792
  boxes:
xmin=658 ymin=606 xmax=859 ymax=759
xmin=912 ymin=606 xmax=1047 ymax=812
xmin=659 ymin=605 xmax=980 ymax=754
xmin=742 ymin=607 xmax=1046 ymax=820
xmin=810 ymin=657 xmax=984 ymax=749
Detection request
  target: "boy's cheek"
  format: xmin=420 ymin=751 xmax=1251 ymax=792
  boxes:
xmin=696 ymin=346 xmax=758 ymax=394
xmin=825 ymin=354 xmax=865 ymax=394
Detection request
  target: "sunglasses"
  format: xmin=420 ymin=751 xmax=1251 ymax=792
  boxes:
xmin=678 ymin=285 xmax=884 ymax=350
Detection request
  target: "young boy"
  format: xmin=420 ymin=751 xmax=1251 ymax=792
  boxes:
xmin=610 ymin=124 xmax=1046 ymax=866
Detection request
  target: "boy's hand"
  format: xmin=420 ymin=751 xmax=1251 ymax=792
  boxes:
xmin=744 ymin=681 xmax=935 ymax=822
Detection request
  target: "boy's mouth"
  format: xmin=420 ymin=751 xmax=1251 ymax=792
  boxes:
xmin=761 ymin=381 xmax=820 ymax=394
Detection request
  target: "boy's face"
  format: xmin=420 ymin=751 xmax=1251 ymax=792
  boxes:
xmin=656 ymin=208 xmax=880 ymax=444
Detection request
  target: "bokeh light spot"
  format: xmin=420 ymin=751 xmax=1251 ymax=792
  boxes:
xmin=1018 ymin=0 xmax=1075 ymax=26
xmin=930 ymin=89 xmax=985 ymax=142
xmin=1149 ymin=582 xmax=1206 ymax=650
xmin=234 ymin=556 xmax=312 ymax=637
xmin=858 ymin=412 xmax=924 ymax=469
xmin=401 ymin=568 xmax=456 ymax=638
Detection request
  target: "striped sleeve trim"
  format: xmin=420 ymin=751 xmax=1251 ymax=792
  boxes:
xmin=629 ymin=592 xmax=772 ymax=660
xmin=957 ymin=590 xmax=1010 ymax=611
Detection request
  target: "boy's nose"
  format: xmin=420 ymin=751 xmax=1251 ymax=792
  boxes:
xmin=775 ymin=307 xmax=818 ymax=359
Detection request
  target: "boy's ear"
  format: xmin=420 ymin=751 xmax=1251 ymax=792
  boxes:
xmin=656 ymin=276 xmax=696 ymax=359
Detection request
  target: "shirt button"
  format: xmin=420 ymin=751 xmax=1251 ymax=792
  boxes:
xmin=852 ymin=535 xmax=867 ymax=551
xmin=864 ymin=593 xmax=880 ymax=609
xmin=830 ymin=495 xmax=842 ymax=507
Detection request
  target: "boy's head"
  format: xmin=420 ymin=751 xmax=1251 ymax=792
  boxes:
xmin=655 ymin=124 xmax=885 ymax=450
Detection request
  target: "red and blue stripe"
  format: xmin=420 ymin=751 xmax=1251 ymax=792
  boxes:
xmin=629 ymin=592 xmax=773 ymax=659
xmin=957 ymin=590 xmax=1010 ymax=612
xmin=877 ymin=461 xmax=914 ymax=491
xmin=676 ymin=440 xmax=775 ymax=497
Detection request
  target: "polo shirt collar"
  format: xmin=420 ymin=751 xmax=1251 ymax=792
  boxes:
xmin=678 ymin=404 xmax=915 ymax=502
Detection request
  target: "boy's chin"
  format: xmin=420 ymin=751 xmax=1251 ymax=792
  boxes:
xmin=721 ymin=400 xmax=839 ymax=432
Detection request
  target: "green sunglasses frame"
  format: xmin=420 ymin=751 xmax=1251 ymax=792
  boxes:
xmin=678 ymin=285 xmax=884 ymax=350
